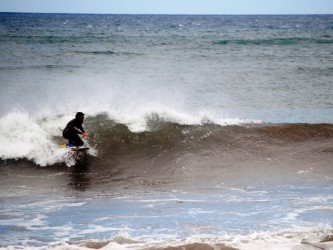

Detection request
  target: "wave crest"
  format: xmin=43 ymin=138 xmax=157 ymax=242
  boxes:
xmin=1 ymin=111 xmax=332 ymax=167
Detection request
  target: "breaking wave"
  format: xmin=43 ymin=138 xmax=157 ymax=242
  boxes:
xmin=1 ymin=111 xmax=332 ymax=167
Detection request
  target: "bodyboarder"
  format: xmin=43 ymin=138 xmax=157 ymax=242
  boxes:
xmin=63 ymin=112 xmax=88 ymax=147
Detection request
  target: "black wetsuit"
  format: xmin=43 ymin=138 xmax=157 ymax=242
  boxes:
xmin=63 ymin=118 xmax=85 ymax=146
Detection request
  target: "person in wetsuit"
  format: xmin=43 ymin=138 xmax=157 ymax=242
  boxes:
xmin=63 ymin=112 xmax=88 ymax=146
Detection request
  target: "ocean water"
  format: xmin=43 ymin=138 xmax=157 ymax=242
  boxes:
xmin=0 ymin=13 xmax=333 ymax=250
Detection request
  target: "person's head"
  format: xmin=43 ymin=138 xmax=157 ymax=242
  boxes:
xmin=75 ymin=112 xmax=85 ymax=122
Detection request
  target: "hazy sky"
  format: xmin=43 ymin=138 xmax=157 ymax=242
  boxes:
xmin=1 ymin=0 xmax=333 ymax=15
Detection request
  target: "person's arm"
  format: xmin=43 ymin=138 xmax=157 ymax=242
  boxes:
xmin=73 ymin=126 xmax=84 ymax=134
xmin=75 ymin=124 xmax=88 ymax=137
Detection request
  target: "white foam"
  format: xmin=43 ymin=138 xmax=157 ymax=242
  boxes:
xmin=227 ymin=225 xmax=333 ymax=250
xmin=105 ymin=106 xmax=261 ymax=132
xmin=38 ymin=224 xmax=333 ymax=250
xmin=0 ymin=111 xmax=94 ymax=166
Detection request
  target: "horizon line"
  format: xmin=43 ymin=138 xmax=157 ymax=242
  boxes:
xmin=1 ymin=11 xmax=333 ymax=16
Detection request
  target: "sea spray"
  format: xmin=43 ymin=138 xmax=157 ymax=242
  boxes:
xmin=0 ymin=111 xmax=96 ymax=166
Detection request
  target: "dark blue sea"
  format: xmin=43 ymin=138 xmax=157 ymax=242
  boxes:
xmin=0 ymin=13 xmax=333 ymax=249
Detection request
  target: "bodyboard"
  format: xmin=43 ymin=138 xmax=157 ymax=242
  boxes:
xmin=59 ymin=144 xmax=89 ymax=151
xmin=71 ymin=147 xmax=90 ymax=151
